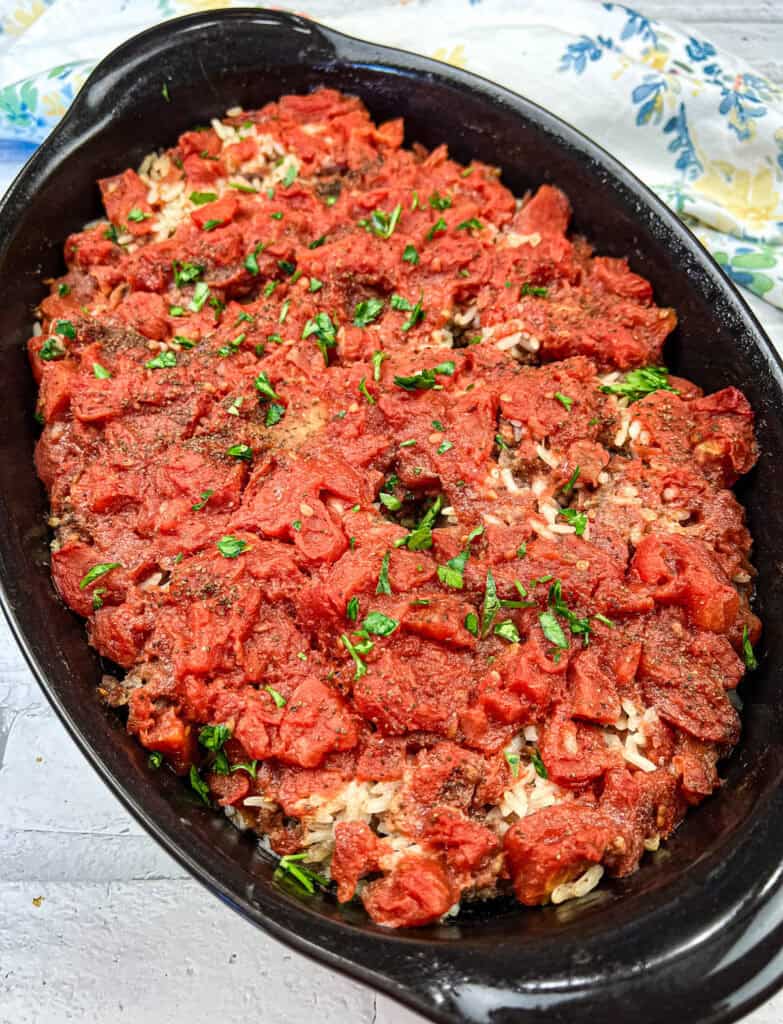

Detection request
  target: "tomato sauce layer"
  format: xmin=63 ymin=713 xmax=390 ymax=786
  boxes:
xmin=30 ymin=89 xmax=760 ymax=928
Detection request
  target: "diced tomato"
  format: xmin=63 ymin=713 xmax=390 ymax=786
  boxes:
xmin=504 ymin=804 xmax=612 ymax=905
xmin=277 ymin=678 xmax=358 ymax=768
xmin=361 ymin=855 xmax=455 ymax=927
xmin=331 ymin=821 xmax=384 ymax=902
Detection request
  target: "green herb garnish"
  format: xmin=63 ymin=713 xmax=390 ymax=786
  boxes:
xmin=216 ymin=535 xmax=249 ymax=558
xmin=79 ymin=562 xmax=120 ymax=590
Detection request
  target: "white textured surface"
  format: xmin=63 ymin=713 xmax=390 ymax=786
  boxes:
xmin=1 ymin=4 xmax=783 ymax=1023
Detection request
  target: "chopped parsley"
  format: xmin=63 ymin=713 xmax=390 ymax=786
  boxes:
xmin=559 ymin=508 xmax=587 ymax=536
xmin=55 ymin=319 xmax=76 ymax=339
xmin=172 ymin=335 xmax=196 ymax=349
xmin=402 ymin=295 xmax=425 ymax=332
xmin=216 ymin=535 xmax=249 ymax=558
xmin=554 ymin=391 xmax=573 ymax=411
xmin=371 ymin=350 xmax=389 ymax=382
xmin=57 ymin=283 xmax=70 ymax=297
xmin=270 ymin=211 xmax=284 ymax=220
xmin=437 ymin=524 xmax=483 ymax=589
xmin=504 ymin=750 xmax=521 ymax=777
xmin=426 ymin=217 xmax=447 ymax=241
xmin=302 ymin=312 xmax=337 ymax=365
xmin=432 ymin=419 xmax=445 ymax=432
xmin=393 ymin=360 xmax=454 ymax=391
xmin=346 ymin=597 xmax=359 ymax=622
xmin=464 ymin=612 xmax=479 ymax=637
xmin=376 ymin=551 xmax=392 ymax=595
xmin=189 ymin=765 xmax=210 ymax=805
xmin=379 ymin=492 xmax=401 ymax=512
xmin=341 ymin=633 xmax=368 ymax=680
xmin=198 ymin=723 xmax=231 ymax=750
xmin=366 ymin=203 xmax=402 ymax=239
xmin=145 ymin=351 xmax=177 ymax=370
xmin=217 ymin=332 xmax=245 ymax=357
xmin=395 ymin=495 xmax=443 ymax=551
xmin=479 ymin=569 xmax=501 ymax=638
xmin=148 ymin=751 xmax=163 ymax=769
xmin=362 ymin=611 xmax=399 ymax=637
xmin=127 ymin=208 xmax=151 ymax=223
xmin=428 ymin=190 xmax=452 ymax=211
xmin=226 ymin=443 xmax=253 ymax=461
xmin=548 ymin=579 xmax=592 ymax=646
xmin=539 ymin=610 xmax=568 ymax=650
xmin=437 ymin=440 xmax=453 ymax=455
xmin=91 ymin=588 xmax=106 ymax=610
xmin=494 ymin=619 xmax=521 ymax=644
xmin=308 ymin=235 xmax=326 ymax=250
xmin=601 ymin=366 xmax=678 ymax=404
xmin=562 ymin=465 xmax=580 ymax=497
xmin=520 ymin=283 xmax=549 ymax=298
xmin=263 ymin=281 xmax=278 ymax=298
xmin=104 ymin=223 xmax=119 ymax=242
xmin=265 ymin=685 xmax=286 ymax=708
xmin=531 ymin=749 xmax=548 ymax=779
xmin=254 ymin=371 xmax=279 ymax=401
xmin=402 ymin=244 xmax=420 ymax=265
xmin=92 ymin=362 xmax=111 ymax=379
xmin=358 ymin=377 xmax=375 ymax=405
xmin=275 ymin=853 xmax=329 ymax=894
xmin=354 ymin=298 xmax=384 ymax=327
xmin=277 ymin=259 xmax=296 ymax=277
xmin=161 ymin=83 xmax=170 ymax=102
xmin=281 ymin=164 xmax=298 ymax=188
xmin=230 ymin=760 xmax=258 ymax=778
xmin=39 ymin=337 xmax=66 ymax=361
xmin=190 ymin=191 xmax=218 ymax=205
xmin=79 ymin=562 xmax=121 ymax=590
xmin=309 ymin=277 xmax=323 ymax=292
xmin=244 ymin=243 xmax=264 ymax=275
xmin=390 ymin=294 xmax=413 ymax=311
xmin=228 ymin=181 xmax=258 ymax=193
xmin=189 ymin=281 xmax=210 ymax=312
xmin=265 ymin=403 xmax=285 ymax=426
xmin=457 ymin=218 xmax=482 ymax=231
xmin=191 ymin=489 xmax=214 ymax=511
xmin=743 ymin=624 xmax=758 ymax=670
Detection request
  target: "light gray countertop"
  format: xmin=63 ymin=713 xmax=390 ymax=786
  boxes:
xmin=1 ymin=3 xmax=782 ymax=1022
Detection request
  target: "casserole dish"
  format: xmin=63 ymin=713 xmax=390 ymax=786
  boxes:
xmin=2 ymin=9 xmax=783 ymax=1022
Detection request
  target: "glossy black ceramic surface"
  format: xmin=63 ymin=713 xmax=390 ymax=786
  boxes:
xmin=1 ymin=11 xmax=783 ymax=1024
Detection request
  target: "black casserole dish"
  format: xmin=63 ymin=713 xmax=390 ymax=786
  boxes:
xmin=2 ymin=10 xmax=783 ymax=1023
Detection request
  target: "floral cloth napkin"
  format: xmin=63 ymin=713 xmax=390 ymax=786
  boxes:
xmin=1 ymin=0 xmax=782 ymax=308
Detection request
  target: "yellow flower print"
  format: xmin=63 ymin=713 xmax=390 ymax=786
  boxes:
xmin=641 ymin=47 xmax=669 ymax=72
xmin=2 ymin=0 xmax=47 ymax=38
xmin=42 ymin=93 xmax=66 ymax=118
xmin=176 ymin=0 xmax=232 ymax=11
xmin=693 ymin=161 xmax=780 ymax=234
xmin=431 ymin=44 xmax=467 ymax=70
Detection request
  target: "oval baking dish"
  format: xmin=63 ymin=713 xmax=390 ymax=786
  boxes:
xmin=2 ymin=11 xmax=783 ymax=1024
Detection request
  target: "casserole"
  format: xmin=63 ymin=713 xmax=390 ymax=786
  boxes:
xmin=2 ymin=9 xmax=783 ymax=1021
